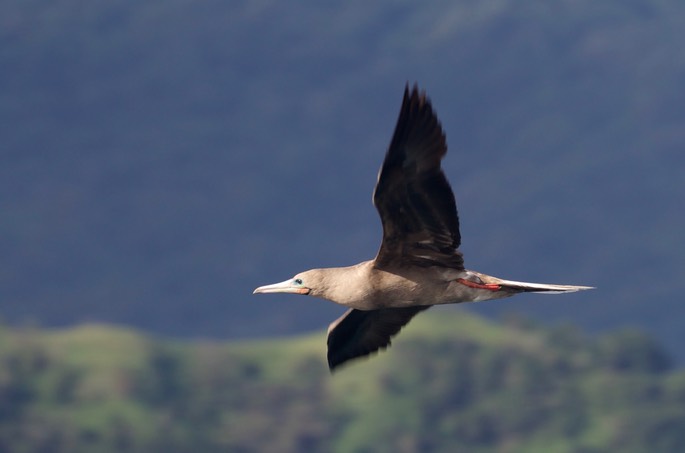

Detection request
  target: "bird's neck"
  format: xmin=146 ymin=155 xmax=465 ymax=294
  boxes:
xmin=310 ymin=262 xmax=374 ymax=307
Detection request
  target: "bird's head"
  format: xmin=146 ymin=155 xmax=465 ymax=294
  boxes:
xmin=253 ymin=271 xmax=315 ymax=296
xmin=253 ymin=267 xmax=359 ymax=305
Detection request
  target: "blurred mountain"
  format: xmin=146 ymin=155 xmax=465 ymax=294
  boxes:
xmin=1 ymin=1 xmax=684 ymax=358
xmin=1 ymin=311 xmax=683 ymax=452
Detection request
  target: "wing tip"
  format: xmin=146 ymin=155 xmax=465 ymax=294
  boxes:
xmin=403 ymin=81 xmax=428 ymax=108
xmin=327 ymin=345 xmax=388 ymax=373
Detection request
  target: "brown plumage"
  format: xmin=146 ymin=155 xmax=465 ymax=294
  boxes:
xmin=254 ymin=84 xmax=593 ymax=371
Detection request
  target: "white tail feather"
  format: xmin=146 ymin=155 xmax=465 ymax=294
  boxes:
xmin=497 ymin=279 xmax=594 ymax=294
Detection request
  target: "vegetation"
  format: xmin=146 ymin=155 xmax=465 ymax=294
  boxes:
xmin=0 ymin=311 xmax=683 ymax=452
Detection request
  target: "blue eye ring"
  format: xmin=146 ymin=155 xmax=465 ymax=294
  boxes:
xmin=294 ymin=278 xmax=303 ymax=285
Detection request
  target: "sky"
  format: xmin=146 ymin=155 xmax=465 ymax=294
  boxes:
xmin=2 ymin=0 xmax=685 ymax=360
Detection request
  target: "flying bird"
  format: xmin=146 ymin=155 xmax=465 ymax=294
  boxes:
xmin=254 ymin=85 xmax=593 ymax=371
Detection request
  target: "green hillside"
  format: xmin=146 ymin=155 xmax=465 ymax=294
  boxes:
xmin=1 ymin=311 xmax=684 ymax=452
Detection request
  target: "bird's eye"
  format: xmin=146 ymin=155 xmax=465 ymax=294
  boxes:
xmin=294 ymin=278 xmax=303 ymax=285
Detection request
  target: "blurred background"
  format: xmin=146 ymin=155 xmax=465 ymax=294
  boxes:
xmin=1 ymin=0 xmax=685 ymax=451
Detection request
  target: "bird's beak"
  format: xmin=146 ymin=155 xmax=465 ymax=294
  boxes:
xmin=253 ymin=279 xmax=310 ymax=295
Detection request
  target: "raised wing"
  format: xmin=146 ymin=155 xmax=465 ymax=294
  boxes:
xmin=373 ymin=85 xmax=463 ymax=269
xmin=326 ymin=306 xmax=430 ymax=371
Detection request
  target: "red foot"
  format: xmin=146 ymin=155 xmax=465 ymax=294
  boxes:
xmin=457 ymin=278 xmax=501 ymax=291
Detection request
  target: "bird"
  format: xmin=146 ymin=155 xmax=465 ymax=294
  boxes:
xmin=254 ymin=84 xmax=593 ymax=371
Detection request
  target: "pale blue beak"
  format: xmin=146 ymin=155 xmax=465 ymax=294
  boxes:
xmin=253 ymin=279 xmax=310 ymax=295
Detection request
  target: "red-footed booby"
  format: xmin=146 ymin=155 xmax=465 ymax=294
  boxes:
xmin=254 ymin=85 xmax=593 ymax=371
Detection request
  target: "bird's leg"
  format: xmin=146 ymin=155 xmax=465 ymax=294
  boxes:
xmin=456 ymin=278 xmax=502 ymax=291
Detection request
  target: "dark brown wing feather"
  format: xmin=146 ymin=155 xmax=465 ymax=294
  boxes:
xmin=327 ymin=306 xmax=430 ymax=371
xmin=373 ymin=84 xmax=463 ymax=269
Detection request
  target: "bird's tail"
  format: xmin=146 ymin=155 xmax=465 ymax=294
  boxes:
xmin=497 ymin=279 xmax=594 ymax=294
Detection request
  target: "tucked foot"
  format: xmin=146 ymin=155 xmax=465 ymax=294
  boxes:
xmin=457 ymin=278 xmax=502 ymax=291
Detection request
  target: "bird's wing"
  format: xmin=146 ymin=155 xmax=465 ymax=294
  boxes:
xmin=326 ymin=306 xmax=430 ymax=371
xmin=373 ymin=84 xmax=463 ymax=269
